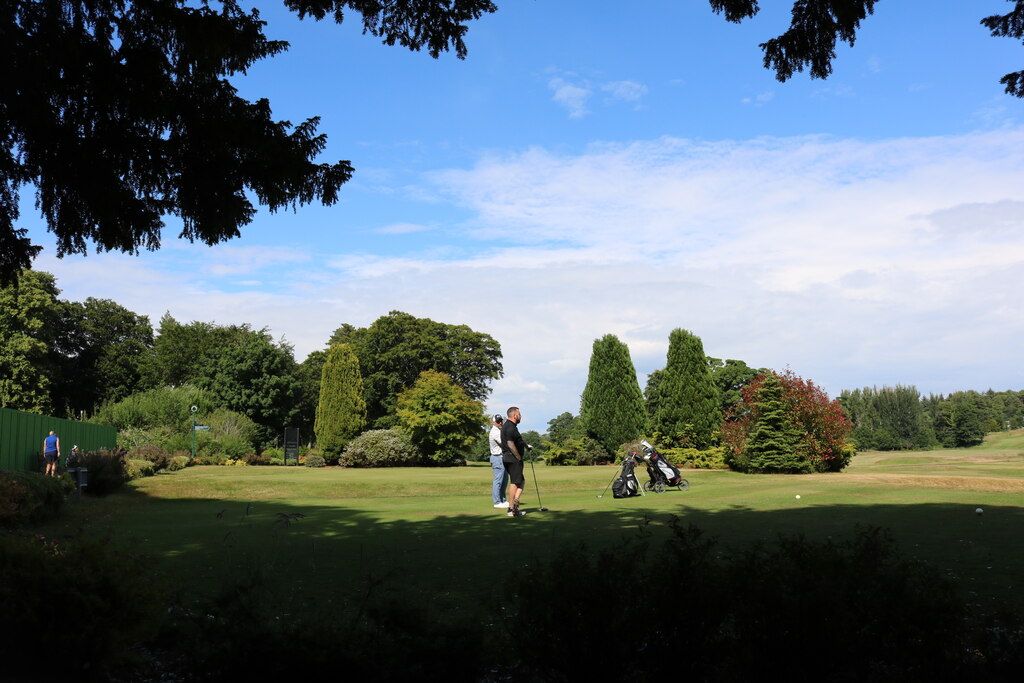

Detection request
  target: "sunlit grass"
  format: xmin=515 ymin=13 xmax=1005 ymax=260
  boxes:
xmin=38 ymin=430 xmax=1024 ymax=614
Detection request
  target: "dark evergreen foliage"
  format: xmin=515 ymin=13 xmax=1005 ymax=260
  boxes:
xmin=579 ymin=334 xmax=648 ymax=453
xmin=651 ymin=328 xmax=721 ymax=449
xmin=1 ymin=0 xmax=498 ymax=282
xmin=745 ymin=372 xmax=803 ymax=473
xmin=314 ymin=343 xmax=366 ymax=457
xmin=840 ymin=385 xmax=937 ymax=451
xmin=982 ymin=0 xmax=1024 ymax=96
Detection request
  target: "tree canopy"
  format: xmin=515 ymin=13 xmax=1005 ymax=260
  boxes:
xmin=314 ymin=343 xmax=366 ymax=457
xmin=395 ymin=369 xmax=485 ymax=466
xmin=579 ymin=334 xmax=648 ymax=453
xmin=650 ymin=328 xmax=722 ymax=449
xmin=328 ymin=311 xmax=502 ymax=428
xmin=0 ymin=0 xmax=498 ymax=282
xmin=6 ymin=1 xmax=1021 ymax=282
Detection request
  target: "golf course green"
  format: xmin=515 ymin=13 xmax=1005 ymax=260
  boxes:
xmin=35 ymin=430 xmax=1024 ymax=617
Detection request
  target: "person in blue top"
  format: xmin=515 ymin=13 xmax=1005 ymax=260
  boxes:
xmin=42 ymin=430 xmax=60 ymax=476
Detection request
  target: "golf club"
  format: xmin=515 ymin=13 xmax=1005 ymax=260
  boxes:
xmin=526 ymin=445 xmax=549 ymax=511
xmin=597 ymin=468 xmax=620 ymax=498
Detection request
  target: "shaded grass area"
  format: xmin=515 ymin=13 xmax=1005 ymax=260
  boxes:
xmin=38 ymin=440 xmax=1024 ymax=617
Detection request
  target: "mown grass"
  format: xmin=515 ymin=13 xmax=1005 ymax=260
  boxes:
xmin=37 ymin=430 xmax=1024 ymax=617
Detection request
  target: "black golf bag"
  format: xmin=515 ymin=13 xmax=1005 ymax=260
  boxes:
xmin=639 ymin=440 xmax=689 ymax=492
xmin=612 ymin=455 xmax=642 ymax=498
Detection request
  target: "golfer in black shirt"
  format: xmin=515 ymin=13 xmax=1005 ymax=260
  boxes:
xmin=500 ymin=406 xmax=528 ymax=517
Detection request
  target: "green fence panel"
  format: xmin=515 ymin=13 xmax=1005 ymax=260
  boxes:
xmin=0 ymin=408 xmax=116 ymax=472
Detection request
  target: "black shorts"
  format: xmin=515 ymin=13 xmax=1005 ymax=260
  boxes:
xmin=44 ymin=451 xmax=58 ymax=464
xmin=503 ymin=458 xmax=525 ymax=487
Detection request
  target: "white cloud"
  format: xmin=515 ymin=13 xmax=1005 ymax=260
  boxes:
xmin=38 ymin=129 xmax=1024 ymax=426
xmin=741 ymin=91 xmax=775 ymax=107
xmin=548 ymin=77 xmax=591 ymax=118
xmin=548 ymin=76 xmax=649 ymax=117
xmin=376 ymin=222 xmax=431 ymax=235
xmin=601 ymin=80 xmax=648 ymax=104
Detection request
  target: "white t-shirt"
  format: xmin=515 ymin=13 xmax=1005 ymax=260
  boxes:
xmin=489 ymin=424 xmax=503 ymax=456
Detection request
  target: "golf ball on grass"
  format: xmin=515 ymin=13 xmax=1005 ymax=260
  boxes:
xmin=794 ymin=494 xmax=801 ymax=500
xmin=976 ymin=507 xmax=984 ymax=515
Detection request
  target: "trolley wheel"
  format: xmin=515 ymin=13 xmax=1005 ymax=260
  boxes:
xmin=642 ymin=480 xmax=654 ymax=492
xmin=677 ymin=479 xmax=689 ymax=491
xmin=654 ymin=481 xmax=667 ymax=493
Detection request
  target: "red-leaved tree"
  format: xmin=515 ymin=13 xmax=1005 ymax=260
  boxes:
xmin=722 ymin=369 xmax=855 ymax=473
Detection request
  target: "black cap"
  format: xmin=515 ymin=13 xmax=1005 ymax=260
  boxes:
xmin=493 ymin=414 xmax=504 ymax=423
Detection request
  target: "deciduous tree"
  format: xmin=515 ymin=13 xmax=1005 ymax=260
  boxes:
xmin=545 ymin=412 xmax=579 ymax=444
xmin=0 ymin=270 xmax=62 ymax=412
xmin=57 ymin=297 xmax=154 ymax=414
xmin=395 ymin=370 xmax=486 ymax=466
xmin=328 ymin=311 xmax=502 ymax=427
xmin=192 ymin=327 xmax=300 ymax=441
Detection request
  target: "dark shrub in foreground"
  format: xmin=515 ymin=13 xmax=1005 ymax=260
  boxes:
xmin=163 ymin=573 xmax=481 ymax=681
xmin=507 ymin=523 xmax=970 ymax=681
xmin=79 ymin=447 xmax=128 ymax=495
xmin=0 ymin=532 xmax=162 ymax=681
xmin=0 ymin=471 xmax=70 ymax=527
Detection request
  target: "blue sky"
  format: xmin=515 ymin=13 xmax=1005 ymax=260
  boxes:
xmin=26 ymin=1 xmax=1024 ymax=429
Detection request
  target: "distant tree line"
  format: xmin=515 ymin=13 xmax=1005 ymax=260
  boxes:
xmin=1 ymin=271 xmax=501 ymax=463
xmin=541 ymin=328 xmax=852 ymax=473
xmin=840 ymin=386 xmax=1023 ymax=450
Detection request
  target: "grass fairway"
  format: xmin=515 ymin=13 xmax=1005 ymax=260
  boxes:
xmin=39 ymin=431 xmax=1024 ymax=616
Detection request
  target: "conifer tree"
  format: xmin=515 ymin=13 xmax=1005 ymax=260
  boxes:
xmin=746 ymin=372 xmax=803 ymax=473
xmin=315 ymin=343 xmax=367 ymax=457
xmin=579 ymin=334 xmax=648 ymax=453
xmin=651 ymin=329 xmax=721 ymax=449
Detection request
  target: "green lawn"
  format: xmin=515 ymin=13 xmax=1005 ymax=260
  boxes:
xmin=38 ymin=430 xmax=1024 ymax=615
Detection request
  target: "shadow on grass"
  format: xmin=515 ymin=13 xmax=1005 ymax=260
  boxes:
xmin=50 ymin=486 xmax=1024 ymax=616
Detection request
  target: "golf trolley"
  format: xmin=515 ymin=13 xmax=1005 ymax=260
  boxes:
xmin=598 ymin=440 xmax=689 ymax=499
xmin=637 ymin=440 xmax=689 ymax=493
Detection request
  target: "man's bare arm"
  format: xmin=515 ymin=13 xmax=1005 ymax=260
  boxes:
xmin=506 ymin=440 xmax=522 ymax=460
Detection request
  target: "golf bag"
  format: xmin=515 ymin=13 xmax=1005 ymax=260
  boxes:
xmin=639 ymin=440 xmax=688 ymax=492
xmin=612 ymin=455 xmax=642 ymax=498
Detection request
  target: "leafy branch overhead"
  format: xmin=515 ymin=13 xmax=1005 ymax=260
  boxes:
xmin=3 ymin=1 xmax=1021 ymax=283
xmin=0 ymin=0 xmax=497 ymax=282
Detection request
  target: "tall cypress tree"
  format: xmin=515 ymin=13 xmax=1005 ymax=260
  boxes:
xmin=315 ymin=343 xmax=367 ymax=457
xmin=651 ymin=328 xmax=721 ymax=449
xmin=746 ymin=372 xmax=802 ymax=473
xmin=579 ymin=334 xmax=648 ymax=453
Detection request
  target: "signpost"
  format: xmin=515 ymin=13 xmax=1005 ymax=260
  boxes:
xmin=190 ymin=405 xmax=198 ymax=460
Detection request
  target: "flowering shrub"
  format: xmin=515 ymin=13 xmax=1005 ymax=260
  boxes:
xmin=341 ymin=429 xmax=422 ymax=467
xmin=722 ymin=369 xmax=855 ymax=473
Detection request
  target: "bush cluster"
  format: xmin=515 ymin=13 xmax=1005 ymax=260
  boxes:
xmin=666 ymin=445 xmax=728 ymax=469
xmin=164 ymin=454 xmax=189 ymax=471
xmin=340 ymin=429 xmax=422 ymax=467
xmin=0 ymin=471 xmax=69 ymax=527
xmin=126 ymin=458 xmax=156 ymax=479
xmin=304 ymin=453 xmax=326 ymax=468
xmin=545 ymin=435 xmax=611 ymax=466
xmin=79 ymin=448 xmax=129 ymax=495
